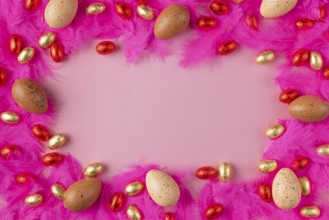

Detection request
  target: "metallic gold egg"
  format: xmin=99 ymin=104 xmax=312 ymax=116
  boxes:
xmin=86 ymin=2 xmax=106 ymax=15
xmin=127 ymin=205 xmax=142 ymax=220
xmin=317 ymin=144 xmax=329 ymax=156
xmin=137 ymin=5 xmax=154 ymax=20
xmin=51 ymin=183 xmax=65 ymax=199
xmin=39 ymin=32 xmax=56 ymax=48
xmin=258 ymin=160 xmax=278 ymax=173
xmin=125 ymin=181 xmax=144 ymax=196
xmin=300 ymin=206 xmax=321 ymax=218
xmin=256 ymin=50 xmax=275 ymax=64
xmin=219 ymin=162 xmax=232 ymax=182
xmin=84 ymin=162 xmax=104 ymax=177
xmin=48 ymin=134 xmax=66 ymax=150
xmin=18 ymin=47 xmax=35 ymax=64
xmin=266 ymin=124 xmax=285 ymax=140
xmin=310 ymin=51 xmax=323 ymax=71
xmin=25 ymin=194 xmax=43 ymax=206
xmin=299 ymin=176 xmax=311 ymax=196
xmin=1 ymin=111 xmax=20 ymax=124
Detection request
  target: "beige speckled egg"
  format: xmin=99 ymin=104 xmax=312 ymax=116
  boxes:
xmin=272 ymin=168 xmax=301 ymax=210
xmin=154 ymin=4 xmax=190 ymax=39
xmin=288 ymin=95 xmax=329 ymax=122
xmin=63 ymin=178 xmax=102 ymax=211
xmin=45 ymin=0 xmax=78 ymax=29
xmin=146 ymin=170 xmax=180 ymax=207
xmin=260 ymin=0 xmax=298 ymax=18
xmin=12 ymin=78 xmax=48 ymax=114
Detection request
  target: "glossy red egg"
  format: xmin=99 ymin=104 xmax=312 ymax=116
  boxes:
xmin=210 ymin=0 xmax=229 ymax=15
xmin=195 ymin=166 xmax=218 ymax=180
xmin=96 ymin=41 xmax=116 ymax=55
xmin=197 ymin=17 xmax=218 ymax=30
xmin=0 ymin=68 xmax=8 ymax=87
xmin=322 ymin=67 xmax=329 ymax=79
xmin=320 ymin=5 xmax=327 ymax=20
xmin=292 ymin=156 xmax=309 ymax=170
xmin=0 ymin=145 xmax=20 ymax=159
xmin=50 ymin=43 xmax=65 ymax=63
xmin=205 ymin=203 xmax=223 ymax=219
xmin=137 ymin=0 xmax=148 ymax=4
xmin=25 ymin=0 xmax=41 ymax=11
xmin=217 ymin=40 xmax=237 ymax=55
xmin=10 ymin=34 xmax=24 ymax=54
xmin=279 ymin=89 xmax=299 ymax=104
xmin=295 ymin=18 xmax=314 ymax=29
xmin=164 ymin=212 xmax=175 ymax=220
xmin=15 ymin=173 xmax=34 ymax=184
xmin=115 ymin=2 xmax=133 ymax=19
xmin=245 ymin=14 xmax=258 ymax=30
xmin=258 ymin=183 xmax=272 ymax=202
xmin=42 ymin=152 xmax=64 ymax=166
xmin=109 ymin=192 xmax=124 ymax=212
xmin=32 ymin=124 xmax=51 ymax=141
xmin=292 ymin=48 xmax=309 ymax=66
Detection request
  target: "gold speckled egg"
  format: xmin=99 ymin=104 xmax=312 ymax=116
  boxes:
xmin=25 ymin=194 xmax=44 ymax=206
xmin=125 ymin=181 xmax=144 ymax=196
xmin=299 ymin=176 xmax=311 ymax=196
xmin=300 ymin=206 xmax=321 ymax=218
xmin=266 ymin=124 xmax=285 ymax=140
xmin=1 ymin=111 xmax=20 ymax=124
xmin=219 ymin=162 xmax=232 ymax=182
xmin=84 ymin=163 xmax=104 ymax=177
xmin=258 ymin=159 xmax=278 ymax=173
xmin=310 ymin=51 xmax=323 ymax=71
xmin=317 ymin=144 xmax=329 ymax=156
xmin=137 ymin=5 xmax=154 ymax=20
xmin=260 ymin=0 xmax=298 ymax=18
xmin=45 ymin=0 xmax=78 ymax=28
xmin=39 ymin=32 xmax=56 ymax=48
xmin=127 ymin=205 xmax=143 ymax=220
xmin=86 ymin=2 xmax=106 ymax=15
xmin=256 ymin=50 xmax=275 ymax=64
xmin=18 ymin=47 xmax=35 ymax=64
xmin=51 ymin=183 xmax=66 ymax=199
xmin=48 ymin=134 xmax=66 ymax=150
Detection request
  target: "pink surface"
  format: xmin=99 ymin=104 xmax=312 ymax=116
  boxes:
xmin=44 ymin=39 xmax=288 ymax=181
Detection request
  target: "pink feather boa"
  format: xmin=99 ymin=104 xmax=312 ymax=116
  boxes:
xmin=0 ymin=0 xmax=329 ymax=219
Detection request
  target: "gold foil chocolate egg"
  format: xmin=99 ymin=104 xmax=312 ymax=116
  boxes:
xmin=137 ymin=5 xmax=154 ymax=20
xmin=1 ymin=111 xmax=20 ymax=124
xmin=300 ymin=206 xmax=321 ymax=218
xmin=86 ymin=2 xmax=106 ymax=15
xmin=45 ymin=0 xmax=78 ymax=28
xmin=84 ymin=163 xmax=104 ymax=177
xmin=63 ymin=178 xmax=102 ymax=211
xmin=154 ymin=4 xmax=190 ymax=39
xmin=18 ymin=47 xmax=35 ymax=64
xmin=258 ymin=160 xmax=278 ymax=173
xmin=272 ymin=168 xmax=301 ymax=210
xmin=25 ymin=194 xmax=44 ymax=206
xmin=48 ymin=134 xmax=66 ymax=150
xmin=219 ymin=162 xmax=232 ymax=182
xmin=317 ymin=144 xmax=329 ymax=156
xmin=12 ymin=78 xmax=48 ymax=114
xmin=260 ymin=0 xmax=298 ymax=18
xmin=266 ymin=124 xmax=285 ymax=140
xmin=127 ymin=205 xmax=143 ymax=220
xmin=256 ymin=50 xmax=275 ymax=64
xmin=51 ymin=183 xmax=66 ymax=199
xmin=125 ymin=181 xmax=144 ymax=196
xmin=39 ymin=32 xmax=56 ymax=48
xmin=288 ymin=95 xmax=329 ymax=122
xmin=299 ymin=176 xmax=311 ymax=196
xmin=146 ymin=170 xmax=180 ymax=207
xmin=310 ymin=51 xmax=323 ymax=71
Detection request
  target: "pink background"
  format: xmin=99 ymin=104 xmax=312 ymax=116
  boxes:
xmin=44 ymin=38 xmax=288 ymax=182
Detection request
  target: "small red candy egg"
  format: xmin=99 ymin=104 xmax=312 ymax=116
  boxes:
xmin=15 ymin=173 xmax=34 ymax=184
xmin=137 ymin=0 xmax=148 ymax=3
xmin=109 ymin=192 xmax=124 ymax=212
xmin=25 ymin=0 xmax=41 ymax=11
xmin=291 ymin=156 xmax=309 ymax=170
xmin=0 ymin=145 xmax=20 ymax=159
xmin=217 ymin=40 xmax=237 ymax=55
xmin=322 ymin=67 xmax=329 ymax=79
xmin=96 ymin=41 xmax=116 ymax=55
xmin=258 ymin=183 xmax=272 ymax=202
xmin=292 ymin=49 xmax=309 ymax=66
xmin=197 ymin=17 xmax=218 ymax=30
xmin=164 ymin=212 xmax=175 ymax=220
xmin=205 ymin=203 xmax=223 ymax=219
xmin=10 ymin=34 xmax=24 ymax=54
xmin=32 ymin=124 xmax=51 ymax=142
xmin=295 ymin=18 xmax=314 ymax=29
xmin=279 ymin=89 xmax=299 ymax=104
xmin=245 ymin=14 xmax=258 ymax=30
xmin=210 ymin=0 xmax=229 ymax=15
xmin=115 ymin=2 xmax=133 ymax=19
xmin=42 ymin=152 xmax=64 ymax=166
xmin=320 ymin=5 xmax=327 ymax=20
xmin=0 ymin=68 xmax=8 ymax=87
xmin=50 ymin=43 xmax=65 ymax=63
xmin=195 ymin=166 xmax=218 ymax=180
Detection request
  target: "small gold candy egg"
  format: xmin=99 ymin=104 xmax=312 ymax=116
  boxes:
xmin=219 ymin=162 xmax=232 ymax=182
xmin=84 ymin=162 xmax=104 ymax=177
xmin=86 ymin=2 xmax=106 ymax=15
xmin=317 ymin=144 xmax=329 ymax=156
xmin=125 ymin=181 xmax=144 ymax=196
xmin=310 ymin=51 xmax=323 ymax=71
xmin=300 ymin=206 xmax=321 ymax=218
xmin=137 ymin=5 xmax=155 ymax=20
xmin=1 ymin=111 xmax=20 ymax=124
xmin=18 ymin=47 xmax=35 ymax=64
xmin=25 ymin=193 xmax=43 ymax=206
xmin=258 ymin=160 xmax=278 ymax=173
xmin=39 ymin=32 xmax=56 ymax=49
xmin=48 ymin=134 xmax=66 ymax=150
xmin=266 ymin=124 xmax=285 ymax=140
xmin=299 ymin=176 xmax=311 ymax=196
xmin=127 ymin=205 xmax=143 ymax=220
xmin=51 ymin=183 xmax=65 ymax=199
xmin=256 ymin=50 xmax=275 ymax=65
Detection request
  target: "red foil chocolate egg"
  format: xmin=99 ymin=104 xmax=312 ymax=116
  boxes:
xmin=32 ymin=124 xmax=51 ymax=141
xmin=10 ymin=34 xmax=24 ymax=54
xmin=195 ymin=166 xmax=218 ymax=180
xmin=197 ymin=17 xmax=218 ymax=30
xmin=115 ymin=2 xmax=133 ymax=19
xmin=15 ymin=173 xmax=34 ymax=184
xmin=292 ymin=49 xmax=309 ymax=66
xmin=295 ymin=18 xmax=314 ymax=29
xmin=210 ymin=0 xmax=229 ymax=15
xmin=50 ymin=43 xmax=65 ymax=63
xmin=25 ymin=0 xmax=41 ymax=10
xmin=322 ymin=67 xmax=329 ymax=79
xmin=164 ymin=212 xmax=175 ymax=220
xmin=96 ymin=41 xmax=116 ymax=55
xmin=0 ymin=68 xmax=8 ymax=87
xmin=205 ymin=203 xmax=223 ymax=219
xmin=0 ymin=145 xmax=20 ymax=159
xmin=279 ymin=89 xmax=299 ymax=104
xmin=245 ymin=14 xmax=258 ymax=30
xmin=42 ymin=152 xmax=64 ymax=166
xmin=218 ymin=40 xmax=237 ymax=55
xmin=292 ymin=156 xmax=309 ymax=170
xmin=109 ymin=192 xmax=124 ymax=212
xmin=320 ymin=5 xmax=327 ymax=20
xmin=258 ymin=183 xmax=272 ymax=202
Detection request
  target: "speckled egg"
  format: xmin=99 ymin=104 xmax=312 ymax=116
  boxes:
xmin=145 ymin=170 xmax=180 ymax=207
xmin=63 ymin=178 xmax=102 ymax=211
xmin=45 ymin=0 xmax=78 ymax=29
xmin=12 ymin=78 xmax=48 ymax=114
xmin=272 ymin=168 xmax=301 ymax=210
xmin=260 ymin=0 xmax=298 ymax=18
xmin=288 ymin=95 xmax=329 ymax=122
xmin=154 ymin=4 xmax=190 ymax=39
